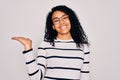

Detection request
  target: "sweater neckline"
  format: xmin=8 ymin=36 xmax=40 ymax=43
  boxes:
xmin=55 ymin=38 xmax=74 ymax=42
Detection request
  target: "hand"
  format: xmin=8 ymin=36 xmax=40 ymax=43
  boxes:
xmin=11 ymin=36 xmax=32 ymax=50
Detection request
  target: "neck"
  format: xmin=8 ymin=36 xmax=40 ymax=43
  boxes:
xmin=57 ymin=33 xmax=72 ymax=40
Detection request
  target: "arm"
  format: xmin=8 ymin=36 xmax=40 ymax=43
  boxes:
xmin=12 ymin=37 xmax=46 ymax=80
xmin=23 ymin=48 xmax=46 ymax=80
xmin=81 ymin=44 xmax=90 ymax=80
xmin=23 ymin=49 xmax=41 ymax=80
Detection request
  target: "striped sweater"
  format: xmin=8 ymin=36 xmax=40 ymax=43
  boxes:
xmin=23 ymin=39 xmax=90 ymax=80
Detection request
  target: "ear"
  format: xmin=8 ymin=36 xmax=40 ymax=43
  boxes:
xmin=52 ymin=25 xmax=55 ymax=30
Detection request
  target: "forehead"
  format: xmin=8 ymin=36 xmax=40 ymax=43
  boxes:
xmin=52 ymin=11 xmax=67 ymax=18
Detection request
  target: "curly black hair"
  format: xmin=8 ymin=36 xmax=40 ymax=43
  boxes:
xmin=44 ymin=5 xmax=89 ymax=47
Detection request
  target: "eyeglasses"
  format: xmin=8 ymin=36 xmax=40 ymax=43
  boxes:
xmin=52 ymin=15 xmax=69 ymax=25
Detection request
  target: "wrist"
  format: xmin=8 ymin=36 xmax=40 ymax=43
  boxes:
xmin=24 ymin=44 xmax=32 ymax=51
xmin=23 ymin=48 xmax=33 ymax=54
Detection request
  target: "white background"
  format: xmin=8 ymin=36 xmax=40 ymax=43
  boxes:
xmin=0 ymin=0 xmax=120 ymax=80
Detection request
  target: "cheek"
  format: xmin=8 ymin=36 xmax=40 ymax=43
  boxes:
xmin=67 ymin=20 xmax=71 ymax=25
xmin=67 ymin=21 xmax=71 ymax=28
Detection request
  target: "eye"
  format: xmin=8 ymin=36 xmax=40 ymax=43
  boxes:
xmin=62 ymin=16 xmax=69 ymax=20
xmin=53 ymin=19 xmax=59 ymax=23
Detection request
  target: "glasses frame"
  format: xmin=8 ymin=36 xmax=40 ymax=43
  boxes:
xmin=52 ymin=14 xmax=69 ymax=25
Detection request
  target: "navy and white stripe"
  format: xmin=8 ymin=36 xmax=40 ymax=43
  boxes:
xmin=23 ymin=39 xmax=90 ymax=80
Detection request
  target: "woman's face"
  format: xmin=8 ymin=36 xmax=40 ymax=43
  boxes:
xmin=52 ymin=10 xmax=71 ymax=37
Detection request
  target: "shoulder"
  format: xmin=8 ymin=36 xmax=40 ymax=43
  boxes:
xmin=38 ymin=40 xmax=51 ymax=48
xmin=82 ymin=44 xmax=90 ymax=53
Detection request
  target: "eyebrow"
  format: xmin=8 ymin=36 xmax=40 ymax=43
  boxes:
xmin=52 ymin=14 xmax=67 ymax=20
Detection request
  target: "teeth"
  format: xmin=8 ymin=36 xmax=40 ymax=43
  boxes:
xmin=61 ymin=26 xmax=66 ymax=29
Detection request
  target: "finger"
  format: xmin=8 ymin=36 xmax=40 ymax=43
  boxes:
xmin=11 ymin=37 xmax=17 ymax=40
xmin=12 ymin=37 xmax=25 ymax=40
xmin=11 ymin=37 xmax=20 ymax=40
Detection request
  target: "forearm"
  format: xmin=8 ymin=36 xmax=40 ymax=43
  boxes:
xmin=23 ymin=49 xmax=42 ymax=80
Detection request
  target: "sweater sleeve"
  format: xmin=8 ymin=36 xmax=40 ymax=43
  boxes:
xmin=81 ymin=44 xmax=90 ymax=80
xmin=23 ymin=44 xmax=47 ymax=80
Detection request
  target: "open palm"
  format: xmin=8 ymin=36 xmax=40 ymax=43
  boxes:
xmin=12 ymin=37 xmax=32 ymax=50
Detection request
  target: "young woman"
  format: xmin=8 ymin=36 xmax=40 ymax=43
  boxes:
xmin=12 ymin=5 xmax=90 ymax=80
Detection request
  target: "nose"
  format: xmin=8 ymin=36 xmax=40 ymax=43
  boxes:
xmin=59 ymin=18 xmax=65 ymax=24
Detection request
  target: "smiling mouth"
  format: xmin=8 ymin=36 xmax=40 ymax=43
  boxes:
xmin=60 ymin=26 xmax=67 ymax=29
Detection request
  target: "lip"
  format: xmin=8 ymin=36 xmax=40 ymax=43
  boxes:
xmin=60 ymin=26 xmax=67 ymax=29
